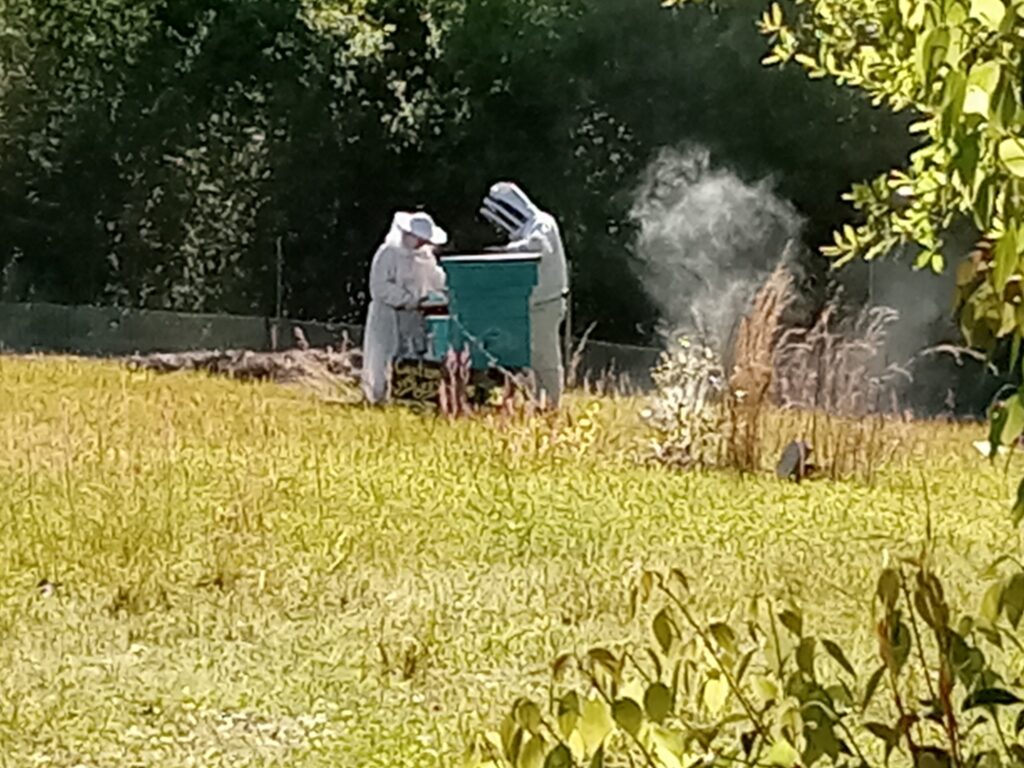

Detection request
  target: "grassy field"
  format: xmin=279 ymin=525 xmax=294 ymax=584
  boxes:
xmin=0 ymin=356 xmax=1021 ymax=767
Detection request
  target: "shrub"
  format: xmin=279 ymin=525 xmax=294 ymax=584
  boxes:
xmin=463 ymin=548 xmax=1024 ymax=768
xmin=640 ymin=338 xmax=730 ymax=470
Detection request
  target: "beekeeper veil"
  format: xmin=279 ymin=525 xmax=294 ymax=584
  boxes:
xmin=480 ymin=182 xmax=542 ymax=240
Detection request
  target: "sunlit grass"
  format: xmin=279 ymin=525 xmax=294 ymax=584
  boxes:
xmin=0 ymin=355 xmax=1019 ymax=767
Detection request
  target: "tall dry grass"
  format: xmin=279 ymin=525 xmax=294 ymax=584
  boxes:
xmin=725 ymin=265 xmax=793 ymax=472
xmin=723 ymin=266 xmax=916 ymax=482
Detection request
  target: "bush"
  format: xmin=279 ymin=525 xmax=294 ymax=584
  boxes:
xmin=640 ymin=338 xmax=729 ymax=470
xmin=463 ymin=547 xmax=1024 ymax=768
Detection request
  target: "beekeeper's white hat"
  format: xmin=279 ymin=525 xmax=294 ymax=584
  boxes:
xmin=394 ymin=211 xmax=448 ymax=246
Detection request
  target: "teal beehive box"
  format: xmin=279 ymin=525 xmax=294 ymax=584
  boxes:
xmin=426 ymin=315 xmax=451 ymax=361
xmin=438 ymin=253 xmax=540 ymax=369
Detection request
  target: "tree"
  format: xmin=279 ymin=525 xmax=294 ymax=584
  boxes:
xmin=0 ymin=0 xmax=407 ymax=312
xmin=0 ymin=0 xmax=914 ymax=344
xmin=668 ymin=0 xmax=1024 ymax=435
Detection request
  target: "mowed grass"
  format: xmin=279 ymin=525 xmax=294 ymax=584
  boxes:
xmin=0 ymin=356 xmax=1021 ymax=767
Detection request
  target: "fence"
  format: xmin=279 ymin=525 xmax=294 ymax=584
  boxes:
xmin=0 ymin=301 xmax=661 ymax=390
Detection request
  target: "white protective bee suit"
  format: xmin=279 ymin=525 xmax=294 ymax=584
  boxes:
xmin=361 ymin=211 xmax=448 ymax=404
xmin=480 ymin=182 xmax=569 ymax=408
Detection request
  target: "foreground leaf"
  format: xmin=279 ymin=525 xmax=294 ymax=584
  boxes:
xmin=612 ymin=698 xmax=644 ymax=737
xmin=767 ymin=739 xmax=800 ymax=767
xmin=963 ymin=688 xmax=1023 ymax=710
xmin=580 ymin=699 xmax=614 ymax=753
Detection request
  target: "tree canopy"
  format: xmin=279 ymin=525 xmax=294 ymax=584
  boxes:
xmin=0 ymin=0 xmax=912 ymax=343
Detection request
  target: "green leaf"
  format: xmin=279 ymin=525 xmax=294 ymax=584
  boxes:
xmin=752 ymin=675 xmax=780 ymax=705
xmin=703 ymin=677 xmax=729 ymax=714
xmin=779 ymin=609 xmax=803 ymax=637
xmin=1006 ymin=395 xmax=1024 ymax=444
xmin=796 ymin=638 xmax=816 ymax=678
xmin=543 ymin=744 xmax=573 ymax=768
xmin=767 ymin=739 xmax=800 ymax=767
xmin=822 ymin=639 xmax=856 ymax=677
xmin=993 ymin=72 xmax=1020 ymax=130
xmin=891 ymin=620 xmax=912 ymax=672
xmin=827 ymin=682 xmax=854 ymax=708
xmin=918 ymin=748 xmax=954 ymax=768
xmin=963 ymin=688 xmax=1023 ymax=709
xmin=805 ymin=720 xmax=841 ymax=764
xmin=1003 ymin=574 xmax=1024 ymax=629
xmin=516 ymin=700 xmax=543 ymax=734
xmin=579 ymin=698 xmax=613 ymax=753
xmin=1012 ymin=477 xmax=1024 ymax=527
xmin=865 ymin=722 xmax=898 ymax=742
xmin=710 ymin=622 xmax=738 ymax=655
xmin=964 ymin=60 xmax=1002 ymax=116
xmin=640 ymin=571 xmax=655 ymax=602
xmin=990 ymin=404 xmax=1010 ymax=457
xmin=1000 ymin=304 xmax=1019 ymax=339
xmin=877 ymin=569 xmax=900 ymax=610
xmin=587 ymin=649 xmax=620 ymax=680
xmin=519 ymin=736 xmax=546 ymax=768
xmin=981 ymin=582 xmax=1004 ymax=623
xmin=652 ymin=726 xmax=686 ymax=760
xmin=970 ymin=0 xmax=1006 ymax=28
xmin=669 ymin=569 xmax=689 ymax=591
xmin=916 ymin=27 xmax=950 ymax=84
xmin=552 ymin=654 xmax=574 ymax=680
xmin=973 ymin=176 xmax=996 ymax=230
xmin=736 ymin=649 xmax=755 ymax=683
xmin=501 ymin=714 xmax=522 ymax=762
xmin=941 ymin=70 xmax=968 ymax=140
xmin=644 ymin=683 xmax=673 ymax=724
xmin=998 ymin=138 xmax=1024 ymax=178
xmin=993 ymin=228 xmax=1020 ymax=293
xmin=952 ymin=133 xmax=981 ymax=187
xmin=653 ymin=609 xmax=674 ymax=654
xmin=901 ymin=0 xmax=928 ymax=27
xmin=863 ymin=666 xmax=886 ymax=711
xmin=557 ymin=693 xmax=581 ymax=739
xmin=612 ymin=698 xmax=644 ymax=736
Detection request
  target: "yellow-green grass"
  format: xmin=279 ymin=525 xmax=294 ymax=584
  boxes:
xmin=0 ymin=356 xmax=1019 ymax=767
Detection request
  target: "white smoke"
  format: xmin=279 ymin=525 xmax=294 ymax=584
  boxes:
xmin=629 ymin=146 xmax=805 ymax=354
xmin=628 ymin=146 xmax=1000 ymax=416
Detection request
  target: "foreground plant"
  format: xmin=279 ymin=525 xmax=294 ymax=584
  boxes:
xmin=465 ymin=550 xmax=1024 ymax=768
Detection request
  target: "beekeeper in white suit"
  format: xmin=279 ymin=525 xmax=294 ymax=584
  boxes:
xmin=480 ymin=182 xmax=569 ymax=409
xmin=361 ymin=211 xmax=448 ymax=405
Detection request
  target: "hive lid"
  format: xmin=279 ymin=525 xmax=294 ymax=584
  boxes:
xmin=440 ymin=252 xmax=541 ymax=263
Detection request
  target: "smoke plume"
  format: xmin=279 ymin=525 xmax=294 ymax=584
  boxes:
xmin=629 ymin=146 xmax=805 ymax=353
xmin=629 ymin=146 xmax=1003 ymax=417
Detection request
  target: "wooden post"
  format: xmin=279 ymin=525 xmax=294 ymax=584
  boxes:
xmin=271 ymin=236 xmax=283 ymax=351
xmin=563 ymin=293 xmax=572 ymax=386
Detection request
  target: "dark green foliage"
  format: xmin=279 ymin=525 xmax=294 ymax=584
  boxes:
xmin=0 ymin=0 xmax=909 ymax=342
xmin=468 ymin=556 xmax=1024 ymax=767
